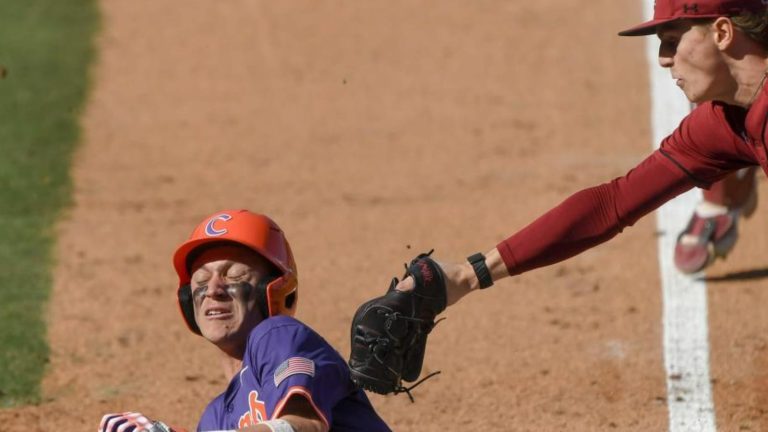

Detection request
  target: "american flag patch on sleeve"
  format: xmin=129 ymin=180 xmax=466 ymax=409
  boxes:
xmin=273 ymin=357 xmax=315 ymax=387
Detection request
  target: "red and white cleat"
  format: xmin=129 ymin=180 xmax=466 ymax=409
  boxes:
xmin=674 ymin=209 xmax=739 ymax=274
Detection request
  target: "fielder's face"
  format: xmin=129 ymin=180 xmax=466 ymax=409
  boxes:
xmin=189 ymin=245 xmax=270 ymax=353
xmin=657 ymin=20 xmax=730 ymax=104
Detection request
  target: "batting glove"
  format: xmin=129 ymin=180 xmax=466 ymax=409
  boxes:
xmin=99 ymin=412 xmax=173 ymax=432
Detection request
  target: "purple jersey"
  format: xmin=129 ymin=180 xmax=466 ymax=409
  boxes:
xmin=196 ymin=315 xmax=390 ymax=432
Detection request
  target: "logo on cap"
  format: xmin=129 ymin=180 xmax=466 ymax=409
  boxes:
xmin=205 ymin=213 xmax=232 ymax=237
xmin=682 ymin=3 xmax=699 ymax=13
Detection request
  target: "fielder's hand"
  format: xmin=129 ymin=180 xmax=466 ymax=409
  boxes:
xmin=99 ymin=412 xmax=173 ymax=432
xmin=395 ymin=259 xmax=476 ymax=306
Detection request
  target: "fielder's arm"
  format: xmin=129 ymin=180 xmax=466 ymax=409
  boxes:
xmin=395 ymin=247 xmax=508 ymax=305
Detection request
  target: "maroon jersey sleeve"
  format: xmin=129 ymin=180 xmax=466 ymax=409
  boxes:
xmin=656 ymin=102 xmax=755 ymax=187
xmin=496 ymin=103 xmax=758 ymax=276
xmin=497 ymin=151 xmax=692 ymax=275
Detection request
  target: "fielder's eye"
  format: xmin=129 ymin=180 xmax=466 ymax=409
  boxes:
xmin=662 ymin=38 xmax=678 ymax=48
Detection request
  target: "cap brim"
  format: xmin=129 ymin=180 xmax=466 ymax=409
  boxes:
xmin=618 ymin=13 xmax=726 ymax=37
xmin=618 ymin=18 xmax=674 ymax=36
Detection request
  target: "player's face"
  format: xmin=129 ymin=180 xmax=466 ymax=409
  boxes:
xmin=657 ymin=20 xmax=730 ymax=104
xmin=189 ymin=245 xmax=270 ymax=353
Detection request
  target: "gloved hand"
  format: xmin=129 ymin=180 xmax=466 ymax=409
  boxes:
xmin=99 ymin=412 xmax=173 ymax=432
xmin=348 ymin=251 xmax=447 ymax=400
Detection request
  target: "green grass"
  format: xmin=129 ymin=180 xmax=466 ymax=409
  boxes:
xmin=0 ymin=0 xmax=99 ymax=407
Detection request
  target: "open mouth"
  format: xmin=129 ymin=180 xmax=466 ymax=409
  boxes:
xmin=204 ymin=307 xmax=233 ymax=319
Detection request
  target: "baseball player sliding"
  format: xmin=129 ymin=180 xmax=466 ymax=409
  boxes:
xmin=101 ymin=210 xmax=390 ymax=432
xmin=349 ymin=0 xmax=768 ymax=398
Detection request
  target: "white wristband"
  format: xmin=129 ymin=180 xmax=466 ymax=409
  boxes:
xmin=261 ymin=419 xmax=295 ymax=432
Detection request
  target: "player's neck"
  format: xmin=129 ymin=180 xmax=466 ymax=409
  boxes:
xmin=220 ymin=352 xmax=244 ymax=381
xmin=727 ymin=54 xmax=768 ymax=108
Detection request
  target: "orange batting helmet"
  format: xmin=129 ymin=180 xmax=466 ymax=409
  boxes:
xmin=173 ymin=209 xmax=298 ymax=334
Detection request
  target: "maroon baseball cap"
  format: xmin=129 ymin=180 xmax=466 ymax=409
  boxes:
xmin=619 ymin=0 xmax=767 ymax=36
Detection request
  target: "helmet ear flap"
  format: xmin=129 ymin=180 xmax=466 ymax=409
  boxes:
xmin=256 ymin=272 xmax=298 ymax=318
xmin=254 ymin=277 xmax=271 ymax=320
xmin=178 ymin=284 xmax=201 ymax=335
xmin=263 ymin=272 xmax=298 ymax=317
xmin=281 ymin=272 xmax=298 ymax=313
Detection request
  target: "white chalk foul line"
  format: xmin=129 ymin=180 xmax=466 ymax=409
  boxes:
xmin=642 ymin=0 xmax=717 ymax=430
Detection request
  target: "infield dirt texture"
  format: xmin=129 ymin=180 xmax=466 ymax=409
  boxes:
xmin=2 ymin=1 xmax=768 ymax=431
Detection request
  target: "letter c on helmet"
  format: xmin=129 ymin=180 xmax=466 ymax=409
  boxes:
xmin=204 ymin=213 xmax=232 ymax=237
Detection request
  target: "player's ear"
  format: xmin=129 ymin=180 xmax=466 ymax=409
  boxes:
xmin=712 ymin=17 xmax=735 ymax=50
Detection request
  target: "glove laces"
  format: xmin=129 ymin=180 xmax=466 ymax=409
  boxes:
xmin=393 ymin=370 xmax=442 ymax=403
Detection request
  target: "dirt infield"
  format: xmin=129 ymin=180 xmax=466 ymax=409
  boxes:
xmin=1 ymin=1 xmax=767 ymax=431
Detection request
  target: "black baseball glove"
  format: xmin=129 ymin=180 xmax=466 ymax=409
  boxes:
xmin=348 ymin=251 xmax=446 ymax=400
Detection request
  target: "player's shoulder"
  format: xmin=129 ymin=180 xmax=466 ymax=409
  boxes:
xmin=245 ymin=316 xmax=346 ymax=374
xmin=688 ymin=101 xmax=724 ymax=121
xmin=689 ymin=101 xmax=739 ymax=125
xmin=250 ymin=315 xmax=313 ymax=336
xmin=678 ymin=101 xmax=741 ymax=140
xmin=248 ymin=315 xmax=329 ymax=350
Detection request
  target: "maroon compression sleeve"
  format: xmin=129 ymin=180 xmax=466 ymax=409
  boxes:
xmin=497 ymin=151 xmax=695 ymax=275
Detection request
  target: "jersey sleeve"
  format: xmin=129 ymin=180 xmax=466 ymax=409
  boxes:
xmin=246 ymin=318 xmax=353 ymax=429
xmin=196 ymin=393 xmax=226 ymax=432
xmin=656 ymin=102 xmax=756 ymax=188
xmin=497 ymin=150 xmax=693 ymax=275
xmin=496 ymin=102 xmax=759 ymax=276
